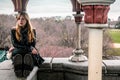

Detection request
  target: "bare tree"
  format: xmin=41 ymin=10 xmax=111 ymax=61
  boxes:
xmin=0 ymin=14 xmax=113 ymax=58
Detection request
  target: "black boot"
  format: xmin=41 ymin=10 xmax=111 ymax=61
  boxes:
xmin=13 ymin=54 xmax=23 ymax=78
xmin=23 ymin=54 xmax=34 ymax=78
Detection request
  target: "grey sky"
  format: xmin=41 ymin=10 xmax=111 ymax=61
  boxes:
xmin=0 ymin=0 xmax=119 ymax=20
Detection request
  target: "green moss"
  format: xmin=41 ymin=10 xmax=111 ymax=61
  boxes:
xmin=108 ymin=30 xmax=120 ymax=43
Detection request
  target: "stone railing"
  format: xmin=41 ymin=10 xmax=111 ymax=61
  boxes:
xmin=0 ymin=58 xmax=120 ymax=80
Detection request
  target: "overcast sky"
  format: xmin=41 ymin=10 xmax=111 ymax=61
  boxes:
xmin=0 ymin=0 xmax=119 ymax=20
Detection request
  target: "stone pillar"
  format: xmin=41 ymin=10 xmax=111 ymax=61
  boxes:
xmin=69 ymin=0 xmax=87 ymax=62
xmin=87 ymin=25 xmax=103 ymax=80
xmin=77 ymin=0 xmax=115 ymax=80
xmin=11 ymin=0 xmax=29 ymax=12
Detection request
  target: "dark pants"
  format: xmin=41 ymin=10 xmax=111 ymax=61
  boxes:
xmin=12 ymin=48 xmax=30 ymax=57
xmin=12 ymin=48 xmax=37 ymax=66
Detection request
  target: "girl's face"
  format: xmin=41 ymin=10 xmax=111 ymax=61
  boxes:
xmin=17 ymin=15 xmax=27 ymax=27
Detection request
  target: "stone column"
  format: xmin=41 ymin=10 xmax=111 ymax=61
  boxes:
xmin=77 ymin=0 xmax=115 ymax=80
xmin=69 ymin=0 xmax=87 ymax=62
xmin=11 ymin=0 xmax=29 ymax=13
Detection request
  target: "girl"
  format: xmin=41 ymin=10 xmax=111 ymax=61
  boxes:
xmin=9 ymin=12 xmax=43 ymax=78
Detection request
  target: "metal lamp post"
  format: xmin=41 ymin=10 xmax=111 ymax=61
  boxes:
xmin=77 ymin=0 xmax=115 ymax=80
xmin=69 ymin=0 xmax=87 ymax=62
xmin=11 ymin=0 xmax=29 ymax=13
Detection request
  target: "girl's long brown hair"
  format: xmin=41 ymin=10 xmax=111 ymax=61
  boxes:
xmin=15 ymin=12 xmax=35 ymax=43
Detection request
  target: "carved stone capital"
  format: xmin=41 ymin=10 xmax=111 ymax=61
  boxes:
xmin=70 ymin=0 xmax=82 ymax=12
xmin=11 ymin=0 xmax=29 ymax=12
xmin=82 ymin=5 xmax=110 ymax=24
xmin=76 ymin=0 xmax=115 ymax=24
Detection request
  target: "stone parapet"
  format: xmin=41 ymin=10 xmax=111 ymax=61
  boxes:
xmin=37 ymin=58 xmax=120 ymax=80
xmin=0 ymin=58 xmax=120 ymax=80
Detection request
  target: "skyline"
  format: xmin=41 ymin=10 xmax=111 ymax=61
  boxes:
xmin=0 ymin=0 xmax=120 ymax=20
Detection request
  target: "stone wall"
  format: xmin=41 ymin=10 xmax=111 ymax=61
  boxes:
xmin=0 ymin=58 xmax=120 ymax=80
xmin=38 ymin=58 xmax=120 ymax=80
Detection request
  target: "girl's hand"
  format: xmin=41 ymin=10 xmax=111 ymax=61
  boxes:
xmin=9 ymin=47 xmax=14 ymax=52
xmin=32 ymin=48 xmax=38 ymax=54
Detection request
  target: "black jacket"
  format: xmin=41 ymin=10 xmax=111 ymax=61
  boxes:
xmin=11 ymin=27 xmax=36 ymax=52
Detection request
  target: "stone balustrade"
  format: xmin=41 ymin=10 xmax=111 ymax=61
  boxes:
xmin=0 ymin=58 xmax=120 ymax=80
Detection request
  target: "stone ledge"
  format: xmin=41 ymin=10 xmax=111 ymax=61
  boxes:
xmin=1 ymin=58 xmax=120 ymax=80
xmin=103 ymin=60 xmax=120 ymax=74
xmin=39 ymin=58 xmax=106 ymax=74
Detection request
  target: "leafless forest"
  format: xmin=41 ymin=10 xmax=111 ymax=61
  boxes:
xmin=0 ymin=14 xmax=112 ymax=57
